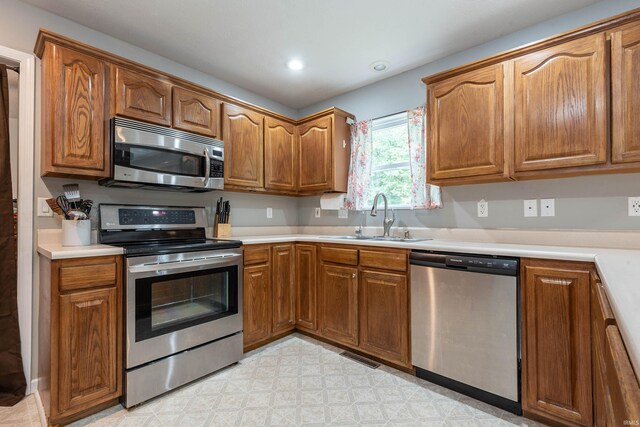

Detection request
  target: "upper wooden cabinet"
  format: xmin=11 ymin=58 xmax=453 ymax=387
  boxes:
xmin=298 ymin=110 xmax=352 ymax=194
xmin=223 ymin=104 xmax=265 ymax=189
xmin=521 ymin=259 xmax=593 ymax=426
xmin=423 ymin=12 xmax=640 ymax=185
xmin=513 ymin=34 xmax=607 ymax=173
xmin=427 ymin=63 xmax=509 ymax=183
xmin=172 ymin=86 xmax=220 ymax=137
xmin=264 ymin=117 xmax=297 ymax=191
xmin=112 ymin=66 xmax=172 ymax=126
xmin=298 ymin=116 xmax=332 ymax=192
xmin=611 ymin=23 xmax=640 ymax=164
xmin=41 ymin=43 xmax=110 ymax=179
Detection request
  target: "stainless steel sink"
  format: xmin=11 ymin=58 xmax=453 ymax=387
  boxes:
xmin=318 ymin=235 xmax=432 ymax=243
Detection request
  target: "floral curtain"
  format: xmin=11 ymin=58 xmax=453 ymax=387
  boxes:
xmin=407 ymin=105 xmax=442 ymax=209
xmin=344 ymin=119 xmax=373 ymax=210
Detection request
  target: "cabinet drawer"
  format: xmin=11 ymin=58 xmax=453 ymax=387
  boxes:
xmin=56 ymin=256 xmax=119 ymax=292
xmin=604 ymin=325 xmax=640 ymax=424
xmin=244 ymin=245 xmax=270 ymax=266
xmin=360 ymin=249 xmax=407 ymax=272
xmin=320 ymin=246 xmax=358 ymax=266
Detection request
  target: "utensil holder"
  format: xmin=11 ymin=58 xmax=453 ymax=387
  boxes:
xmin=62 ymin=219 xmax=91 ymax=246
xmin=214 ymin=214 xmax=231 ymax=238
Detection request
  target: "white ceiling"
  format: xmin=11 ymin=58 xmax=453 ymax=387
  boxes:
xmin=23 ymin=0 xmax=601 ymax=109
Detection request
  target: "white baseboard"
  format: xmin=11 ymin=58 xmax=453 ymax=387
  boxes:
xmin=33 ymin=390 xmax=46 ymax=427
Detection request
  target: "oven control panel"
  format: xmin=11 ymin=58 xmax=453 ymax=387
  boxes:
xmin=118 ymin=208 xmax=196 ymax=225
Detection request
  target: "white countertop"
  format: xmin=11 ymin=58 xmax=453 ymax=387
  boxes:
xmin=36 ymin=230 xmax=640 ymax=379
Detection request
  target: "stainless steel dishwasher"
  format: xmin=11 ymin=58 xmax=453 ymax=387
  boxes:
xmin=410 ymin=250 xmax=521 ymax=414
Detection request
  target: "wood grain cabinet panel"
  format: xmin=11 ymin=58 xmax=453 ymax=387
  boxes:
xmin=320 ymin=264 xmax=358 ymax=347
xmin=427 ymin=63 xmax=509 ymax=182
xmin=611 ymin=23 xmax=640 ymax=164
xmin=172 ymin=86 xmax=220 ymax=137
xmin=521 ymin=259 xmax=593 ymax=426
xmin=57 ymin=287 xmax=119 ymax=415
xmin=295 ymin=244 xmax=317 ymax=331
xmin=41 ymin=43 xmax=109 ymax=178
xmin=243 ymin=263 xmax=272 ymax=348
xmin=265 ymin=117 xmax=297 ymax=191
xmin=271 ymin=244 xmax=295 ymax=334
xmin=46 ymin=255 xmax=122 ymax=424
xmin=358 ymin=270 xmax=409 ymax=367
xmin=223 ymin=104 xmax=265 ymax=189
xmin=514 ymin=34 xmax=607 ymax=173
xmin=113 ymin=66 xmax=172 ymax=126
xmin=604 ymin=325 xmax=640 ymax=425
xmin=298 ymin=116 xmax=332 ymax=192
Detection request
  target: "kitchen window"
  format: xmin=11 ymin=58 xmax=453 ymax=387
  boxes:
xmin=345 ymin=106 xmax=442 ymax=211
xmin=367 ymin=113 xmax=412 ymax=208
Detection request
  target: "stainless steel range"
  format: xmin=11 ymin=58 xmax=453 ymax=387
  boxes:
xmin=99 ymin=204 xmax=243 ymax=408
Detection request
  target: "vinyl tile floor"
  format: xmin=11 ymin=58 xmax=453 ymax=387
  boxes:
xmin=23 ymin=333 xmax=548 ymax=426
xmin=0 ymin=393 xmax=43 ymax=427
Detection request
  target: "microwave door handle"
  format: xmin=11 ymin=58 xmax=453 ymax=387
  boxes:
xmin=203 ymin=148 xmax=211 ymax=185
xmin=128 ymin=253 xmax=242 ymax=274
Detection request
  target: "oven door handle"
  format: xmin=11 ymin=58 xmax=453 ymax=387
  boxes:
xmin=128 ymin=254 xmax=242 ymax=274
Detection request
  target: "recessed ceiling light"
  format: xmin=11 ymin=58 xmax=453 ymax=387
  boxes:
xmin=370 ymin=61 xmax=389 ymax=72
xmin=287 ymin=59 xmax=304 ymax=71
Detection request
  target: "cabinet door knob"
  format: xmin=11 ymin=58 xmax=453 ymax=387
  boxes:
xmin=352 ymin=273 xmax=356 ymax=278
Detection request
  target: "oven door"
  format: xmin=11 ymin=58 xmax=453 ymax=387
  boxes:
xmin=125 ymin=249 xmax=242 ymax=369
xmin=113 ymin=123 xmax=224 ymax=190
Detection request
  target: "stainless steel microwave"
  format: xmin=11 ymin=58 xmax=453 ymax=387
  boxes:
xmin=99 ymin=117 xmax=224 ymax=192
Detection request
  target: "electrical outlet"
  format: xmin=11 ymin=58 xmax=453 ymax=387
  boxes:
xmin=524 ymin=199 xmax=538 ymax=217
xmin=37 ymin=197 xmax=53 ymax=217
xmin=266 ymin=207 xmax=273 ymax=219
xmin=315 ymin=207 xmax=321 ymax=218
xmin=338 ymin=208 xmax=348 ymax=219
xmin=477 ymin=200 xmax=488 ymax=217
xmin=541 ymin=199 xmax=555 ymax=217
xmin=629 ymin=197 xmax=640 ymax=216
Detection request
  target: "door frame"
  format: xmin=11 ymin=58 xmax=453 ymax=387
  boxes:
xmin=0 ymin=45 xmax=36 ymax=394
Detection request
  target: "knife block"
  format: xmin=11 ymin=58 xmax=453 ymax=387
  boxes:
xmin=214 ymin=214 xmax=231 ymax=238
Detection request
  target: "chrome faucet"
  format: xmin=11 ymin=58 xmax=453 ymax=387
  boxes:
xmin=370 ymin=193 xmax=395 ymax=237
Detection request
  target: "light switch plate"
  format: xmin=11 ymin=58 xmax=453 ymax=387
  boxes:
xmin=314 ymin=207 xmax=321 ymax=218
xmin=477 ymin=200 xmax=488 ymax=217
xmin=524 ymin=199 xmax=538 ymax=217
xmin=338 ymin=208 xmax=348 ymax=219
xmin=266 ymin=207 xmax=273 ymax=219
xmin=37 ymin=197 xmax=53 ymax=217
xmin=541 ymin=199 xmax=555 ymax=217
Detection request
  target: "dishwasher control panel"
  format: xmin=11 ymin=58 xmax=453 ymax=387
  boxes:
xmin=410 ymin=250 xmax=519 ymax=276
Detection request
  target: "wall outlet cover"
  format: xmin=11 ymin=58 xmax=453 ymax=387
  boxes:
xmin=338 ymin=208 xmax=348 ymax=219
xmin=629 ymin=197 xmax=640 ymax=216
xmin=477 ymin=200 xmax=488 ymax=218
xmin=524 ymin=199 xmax=538 ymax=217
xmin=314 ymin=207 xmax=321 ymax=218
xmin=266 ymin=207 xmax=273 ymax=219
xmin=540 ymin=199 xmax=555 ymax=217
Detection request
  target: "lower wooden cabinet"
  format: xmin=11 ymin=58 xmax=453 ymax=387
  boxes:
xmin=317 ymin=245 xmax=410 ymax=368
xmin=243 ymin=262 xmax=272 ymax=347
xmin=242 ymin=244 xmax=295 ymax=351
xmin=39 ymin=255 xmax=122 ymax=425
xmin=592 ymin=272 xmax=640 ymax=426
xmin=295 ymin=244 xmax=317 ymax=331
xmin=358 ymin=270 xmax=409 ymax=366
xmin=271 ymin=244 xmax=296 ymax=334
xmin=320 ymin=264 xmax=359 ymax=347
xmin=521 ymin=259 xmax=593 ymax=426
